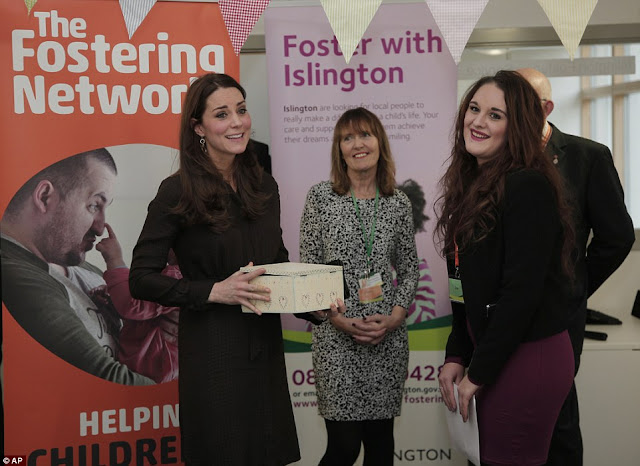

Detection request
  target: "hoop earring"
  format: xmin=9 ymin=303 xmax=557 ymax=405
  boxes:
xmin=199 ymin=137 xmax=207 ymax=153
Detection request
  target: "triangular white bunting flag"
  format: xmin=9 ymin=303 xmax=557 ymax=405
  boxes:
xmin=537 ymin=0 xmax=598 ymax=60
xmin=25 ymin=0 xmax=38 ymax=14
xmin=118 ymin=0 xmax=157 ymax=39
xmin=424 ymin=0 xmax=489 ymax=65
xmin=320 ymin=0 xmax=383 ymax=64
xmin=219 ymin=0 xmax=271 ymax=56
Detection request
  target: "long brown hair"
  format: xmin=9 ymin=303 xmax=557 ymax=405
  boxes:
xmin=173 ymin=73 xmax=269 ymax=231
xmin=435 ymin=70 xmax=575 ymax=275
xmin=330 ymin=107 xmax=396 ymax=196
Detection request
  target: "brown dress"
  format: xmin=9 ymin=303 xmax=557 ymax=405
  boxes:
xmin=130 ymin=174 xmax=300 ymax=466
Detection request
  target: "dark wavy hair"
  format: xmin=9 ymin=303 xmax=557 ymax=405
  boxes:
xmin=435 ymin=70 xmax=575 ymax=275
xmin=330 ymin=107 xmax=396 ymax=196
xmin=173 ymin=73 xmax=268 ymax=232
xmin=397 ymin=179 xmax=429 ymax=232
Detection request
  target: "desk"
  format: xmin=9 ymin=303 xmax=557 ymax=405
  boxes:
xmin=577 ymin=314 xmax=640 ymax=466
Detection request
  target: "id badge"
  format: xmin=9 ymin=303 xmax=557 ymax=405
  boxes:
xmin=358 ymin=271 xmax=384 ymax=304
xmin=448 ymin=268 xmax=464 ymax=303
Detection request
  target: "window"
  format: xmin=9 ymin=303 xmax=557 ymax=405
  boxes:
xmin=582 ymin=43 xmax=640 ymax=228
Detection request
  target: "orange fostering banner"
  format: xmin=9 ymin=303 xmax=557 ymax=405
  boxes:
xmin=1 ymin=1 xmax=237 ymax=463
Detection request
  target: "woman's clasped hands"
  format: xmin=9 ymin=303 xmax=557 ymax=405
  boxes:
xmin=330 ymin=305 xmax=406 ymax=346
xmin=208 ymin=262 xmax=270 ymax=315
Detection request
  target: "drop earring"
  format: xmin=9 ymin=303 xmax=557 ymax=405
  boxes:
xmin=199 ymin=136 xmax=207 ymax=153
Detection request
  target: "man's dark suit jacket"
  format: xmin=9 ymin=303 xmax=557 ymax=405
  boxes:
xmin=250 ymin=139 xmax=272 ymax=175
xmin=547 ymin=122 xmax=635 ymax=367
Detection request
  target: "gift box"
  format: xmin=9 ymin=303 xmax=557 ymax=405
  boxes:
xmin=239 ymin=262 xmax=344 ymax=313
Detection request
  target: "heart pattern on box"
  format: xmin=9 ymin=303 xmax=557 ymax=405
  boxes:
xmin=330 ymin=291 xmax=337 ymax=304
xmin=301 ymin=293 xmax=310 ymax=307
xmin=279 ymin=296 xmax=288 ymax=310
xmin=316 ymin=292 xmax=324 ymax=305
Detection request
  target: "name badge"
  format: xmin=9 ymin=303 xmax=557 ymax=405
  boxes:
xmin=358 ymin=271 xmax=384 ymax=303
xmin=449 ymin=277 xmax=464 ymax=303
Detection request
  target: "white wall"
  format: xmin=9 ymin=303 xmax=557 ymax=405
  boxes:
xmin=240 ymin=54 xmax=271 ymax=146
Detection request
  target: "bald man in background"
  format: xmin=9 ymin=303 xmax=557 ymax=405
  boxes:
xmin=517 ymin=68 xmax=635 ymax=465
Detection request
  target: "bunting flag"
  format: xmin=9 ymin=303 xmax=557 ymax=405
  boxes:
xmin=537 ymin=0 xmax=598 ymax=60
xmin=24 ymin=0 xmax=37 ymax=14
xmin=118 ymin=0 xmax=157 ymax=39
xmin=219 ymin=0 xmax=271 ymax=55
xmin=424 ymin=0 xmax=489 ymax=64
xmin=320 ymin=0 xmax=383 ymax=63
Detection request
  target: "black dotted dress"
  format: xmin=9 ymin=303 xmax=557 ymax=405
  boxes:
xmin=300 ymin=181 xmax=419 ymax=421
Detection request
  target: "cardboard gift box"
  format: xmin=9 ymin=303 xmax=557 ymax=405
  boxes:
xmin=239 ymin=262 xmax=344 ymax=313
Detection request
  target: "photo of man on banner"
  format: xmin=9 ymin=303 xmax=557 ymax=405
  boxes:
xmin=1 ymin=148 xmax=154 ymax=385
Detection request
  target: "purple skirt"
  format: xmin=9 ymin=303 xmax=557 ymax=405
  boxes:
xmin=476 ymin=331 xmax=574 ymax=465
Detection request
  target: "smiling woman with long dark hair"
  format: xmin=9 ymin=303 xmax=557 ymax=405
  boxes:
xmin=129 ymin=73 xmax=300 ymax=466
xmin=436 ymin=70 xmax=575 ymax=466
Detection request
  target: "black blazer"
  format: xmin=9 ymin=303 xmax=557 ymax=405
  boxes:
xmin=445 ymin=170 xmax=570 ymax=386
xmin=546 ymin=123 xmax=634 ymax=363
xmin=547 ymin=123 xmax=634 ymax=298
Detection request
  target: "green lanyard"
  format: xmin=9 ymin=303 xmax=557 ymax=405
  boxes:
xmin=350 ymin=186 xmax=379 ymax=274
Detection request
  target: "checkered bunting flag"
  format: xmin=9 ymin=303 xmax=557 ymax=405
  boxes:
xmin=118 ymin=0 xmax=157 ymax=39
xmin=424 ymin=0 xmax=489 ymax=65
xmin=320 ymin=0 xmax=383 ymax=64
xmin=220 ymin=0 xmax=271 ymax=56
xmin=536 ymin=0 xmax=599 ymax=60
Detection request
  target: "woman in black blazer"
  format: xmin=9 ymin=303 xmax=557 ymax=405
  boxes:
xmin=436 ymin=71 xmax=576 ymax=466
